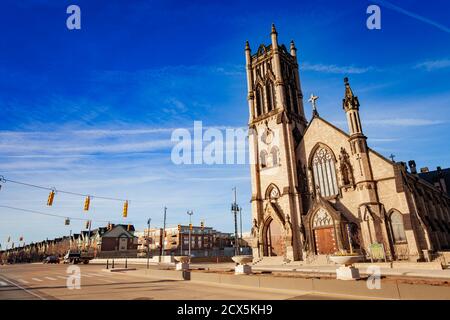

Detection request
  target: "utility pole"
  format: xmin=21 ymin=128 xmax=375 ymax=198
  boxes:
xmin=161 ymin=207 xmax=167 ymax=257
xmin=231 ymin=187 xmax=240 ymax=256
xmin=146 ymin=218 xmax=151 ymax=269
xmin=187 ymin=210 xmax=194 ymax=260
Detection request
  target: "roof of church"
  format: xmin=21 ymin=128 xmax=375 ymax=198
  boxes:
xmin=418 ymin=167 xmax=450 ymax=196
xmin=299 ymin=114 xmax=393 ymax=166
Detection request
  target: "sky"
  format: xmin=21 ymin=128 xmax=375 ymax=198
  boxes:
xmin=0 ymin=0 xmax=449 ymax=249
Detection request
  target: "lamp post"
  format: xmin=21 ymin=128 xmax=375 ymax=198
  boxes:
xmin=187 ymin=210 xmax=193 ymax=261
xmin=146 ymin=218 xmax=151 ymax=269
xmin=231 ymin=187 xmax=240 ymax=256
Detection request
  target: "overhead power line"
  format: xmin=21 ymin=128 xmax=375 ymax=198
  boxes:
xmin=0 ymin=204 xmax=128 ymax=224
xmin=0 ymin=176 xmax=127 ymax=202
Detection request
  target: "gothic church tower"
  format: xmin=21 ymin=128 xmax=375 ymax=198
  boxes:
xmin=246 ymin=25 xmax=306 ymax=261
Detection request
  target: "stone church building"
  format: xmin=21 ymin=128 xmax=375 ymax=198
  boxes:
xmin=246 ymin=25 xmax=450 ymax=262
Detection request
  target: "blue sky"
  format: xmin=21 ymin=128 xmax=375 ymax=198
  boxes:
xmin=1 ymin=0 xmax=449 ymax=248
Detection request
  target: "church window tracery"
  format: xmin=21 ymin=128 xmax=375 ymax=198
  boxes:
xmin=312 ymin=208 xmax=333 ymax=228
xmin=312 ymin=146 xmax=339 ymax=197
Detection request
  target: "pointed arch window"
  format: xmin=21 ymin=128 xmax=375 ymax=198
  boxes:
xmin=270 ymin=146 xmax=279 ymax=166
xmin=390 ymin=211 xmax=407 ymax=243
xmin=312 ymin=146 xmax=339 ymax=197
xmin=266 ymin=81 xmax=275 ymax=112
xmin=255 ymin=85 xmax=264 ymax=117
xmin=260 ymin=150 xmax=268 ymax=168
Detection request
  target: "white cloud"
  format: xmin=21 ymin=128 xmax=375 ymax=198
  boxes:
xmin=364 ymin=118 xmax=446 ymax=126
xmin=415 ymin=59 xmax=450 ymax=71
xmin=301 ymin=62 xmax=374 ymax=74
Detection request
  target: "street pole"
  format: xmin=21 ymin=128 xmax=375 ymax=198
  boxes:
xmin=239 ymin=207 xmax=243 ymax=250
xmin=147 ymin=218 xmax=151 ymax=269
xmin=161 ymin=207 xmax=167 ymax=257
xmin=232 ymin=187 xmax=240 ymax=256
xmin=187 ymin=210 xmax=193 ymax=261
xmin=180 ymin=226 xmax=183 ymax=256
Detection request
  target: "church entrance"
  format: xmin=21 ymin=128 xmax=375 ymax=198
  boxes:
xmin=311 ymin=208 xmax=338 ymax=255
xmin=264 ymin=219 xmax=285 ymax=257
xmin=314 ymin=227 xmax=337 ymax=254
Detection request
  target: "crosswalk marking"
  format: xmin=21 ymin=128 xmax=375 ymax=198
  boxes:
xmin=0 ymin=281 xmax=8 ymax=286
xmin=32 ymin=278 xmax=43 ymax=282
xmin=45 ymin=277 xmax=57 ymax=281
xmin=18 ymin=279 xmax=29 ymax=284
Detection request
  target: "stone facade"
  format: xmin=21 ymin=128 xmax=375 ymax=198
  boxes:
xmin=246 ymin=25 xmax=450 ymax=262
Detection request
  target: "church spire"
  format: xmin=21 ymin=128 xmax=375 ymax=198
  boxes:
xmin=343 ymin=77 xmax=360 ymax=111
xmin=343 ymin=77 xmax=363 ymax=136
xmin=290 ymin=40 xmax=297 ymax=57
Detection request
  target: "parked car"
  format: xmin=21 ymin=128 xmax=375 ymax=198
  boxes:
xmin=43 ymin=255 xmax=60 ymax=264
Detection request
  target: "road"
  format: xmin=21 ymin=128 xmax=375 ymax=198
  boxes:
xmin=0 ymin=263 xmax=347 ymax=300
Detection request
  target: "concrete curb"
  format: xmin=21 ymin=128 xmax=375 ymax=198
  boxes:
xmin=128 ymin=268 xmax=450 ymax=300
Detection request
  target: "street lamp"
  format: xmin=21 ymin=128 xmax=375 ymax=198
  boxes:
xmin=187 ymin=210 xmax=193 ymax=261
xmin=146 ymin=218 xmax=151 ymax=269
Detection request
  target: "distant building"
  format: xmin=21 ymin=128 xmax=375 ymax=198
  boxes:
xmin=135 ymin=225 xmax=233 ymax=257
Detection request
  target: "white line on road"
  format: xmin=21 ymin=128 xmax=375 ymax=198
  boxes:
xmin=87 ymin=273 xmax=106 ymax=277
xmin=0 ymin=276 xmax=46 ymax=300
xmin=0 ymin=281 xmax=8 ymax=286
xmin=18 ymin=279 xmax=29 ymax=284
xmin=44 ymin=277 xmax=57 ymax=281
xmin=96 ymin=278 xmax=116 ymax=283
xmin=31 ymin=278 xmax=43 ymax=282
xmin=82 ymin=274 xmax=93 ymax=278
xmin=57 ymin=276 xmax=67 ymax=280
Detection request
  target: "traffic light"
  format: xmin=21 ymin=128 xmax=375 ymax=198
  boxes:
xmin=85 ymin=220 xmax=90 ymax=229
xmin=127 ymin=224 xmax=131 ymax=231
xmin=189 ymin=223 xmax=193 ymax=231
xmin=65 ymin=218 xmax=70 ymax=225
xmin=177 ymin=224 xmax=181 ymax=232
xmin=47 ymin=190 xmax=55 ymax=206
xmin=84 ymin=196 xmax=90 ymax=211
xmin=123 ymin=201 xmax=128 ymax=218
xmin=200 ymin=221 xmax=204 ymax=230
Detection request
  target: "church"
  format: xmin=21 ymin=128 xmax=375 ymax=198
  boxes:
xmin=246 ymin=25 xmax=450 ymax=262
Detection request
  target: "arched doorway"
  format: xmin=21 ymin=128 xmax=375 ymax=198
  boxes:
xmin=312 ymin=208 xmax=337 ymax=254
xmin=264 ymin=218 xmax=285 ymax=257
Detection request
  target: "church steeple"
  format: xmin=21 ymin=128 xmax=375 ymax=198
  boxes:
xmin=343 ymin=77 xmax=363 ymax=136
xmin=245 ymin=25 xmax=306 ymax=124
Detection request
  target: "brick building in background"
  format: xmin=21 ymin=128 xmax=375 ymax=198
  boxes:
xmin=136 ymin=225 xmax=234 ymax=258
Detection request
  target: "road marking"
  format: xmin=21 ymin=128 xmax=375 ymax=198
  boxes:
xmin=0 ymin=281 xmax=8 ymax=286
xmin=88 ymin=273 xmax=106 ymax=277
xmin=18 ymin=279 xmax=30 ymax=284
xmin=96 ymin=278 xmax=116 ymax=283
xmin=82 ymin=274 xmax=93 ymax=278
xmin=57 ymin=276 xmax=67 ymax=280
xmin=0 ymin=276 xmax=46 ymax=300
xmin=31 ymin=278 xmax=43 ymax=282
xmin=44 ymin=277 xmax=57 ymax=281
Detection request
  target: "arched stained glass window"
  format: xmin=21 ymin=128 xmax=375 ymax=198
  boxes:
xmin=390 ymin=211 xmax=407 ymax=243
xmin=312 ymin=146 xmax=339 ymax=197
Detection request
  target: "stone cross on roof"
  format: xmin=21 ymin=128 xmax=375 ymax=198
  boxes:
xmin=308 ymin=93 xmax=319 ymax=117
